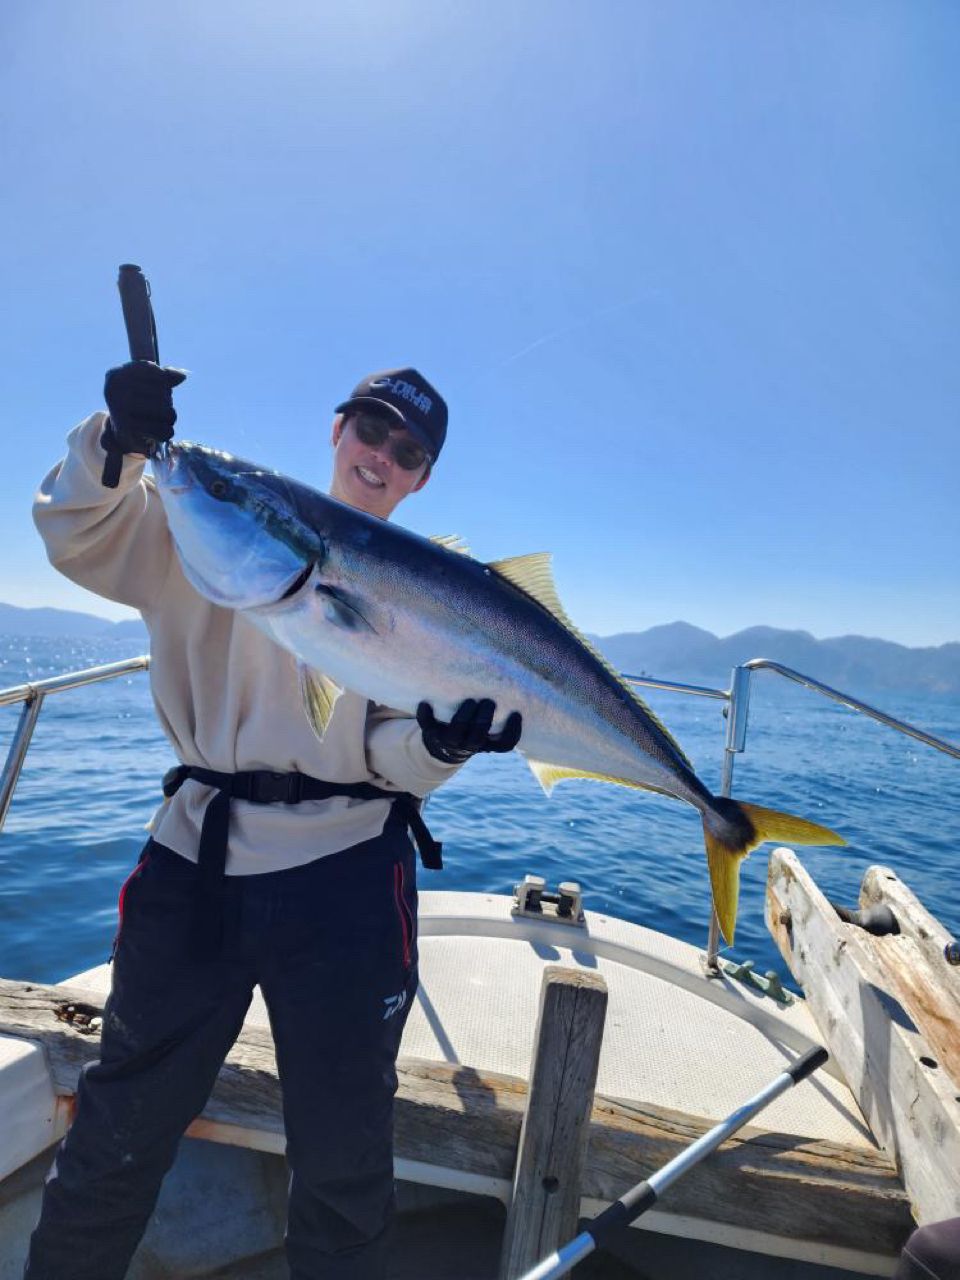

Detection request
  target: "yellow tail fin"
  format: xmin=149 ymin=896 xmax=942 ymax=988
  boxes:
xmin=703 ymin=801 xmax=845 ymax=945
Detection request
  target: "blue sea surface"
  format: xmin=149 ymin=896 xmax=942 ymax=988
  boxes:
xmin=1 ymin=634 xmax=958 ymax=990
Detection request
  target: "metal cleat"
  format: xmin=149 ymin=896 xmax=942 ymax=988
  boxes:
xmin=512 ymin=875 xmax=585 ymax=926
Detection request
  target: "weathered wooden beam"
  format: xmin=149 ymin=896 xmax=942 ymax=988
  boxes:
xmin=0 ymin=975 xmax=913 ymax=1259
xmin=860 ymin=865 xmax=955 ymax=962
xmin=860 ymin=864 xmax=960 ymax=1035
xmin=766 ymin=848 xmax=960 ymax=1226
xmin=499 ymin=966 xmax=607 ymax=1280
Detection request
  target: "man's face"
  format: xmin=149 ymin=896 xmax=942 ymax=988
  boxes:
xmin=329 ymin=413 xmax=431 ymax=519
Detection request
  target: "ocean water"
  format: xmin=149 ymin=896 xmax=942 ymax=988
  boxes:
xmin=1 ymin=633 xmax=958 ymax=992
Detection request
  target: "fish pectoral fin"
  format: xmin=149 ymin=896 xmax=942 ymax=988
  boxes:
xmin=314 ymin=584 xmax=372 ymax=633
xmin=297 ymin=662 xmax=343 ymax=739
xmin=524 ymin=756 xmax=652 ymax=798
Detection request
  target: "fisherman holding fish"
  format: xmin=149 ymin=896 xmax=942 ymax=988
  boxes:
xmin=25 ymin=360 xmax=520 ymax=1280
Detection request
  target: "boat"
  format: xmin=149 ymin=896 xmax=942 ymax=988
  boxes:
xmin=1 ymin=654 xmax=957 ymax=1279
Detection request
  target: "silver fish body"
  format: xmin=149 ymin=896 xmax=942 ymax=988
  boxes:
xmin=152 ymin=441 xmax=843 ymax=941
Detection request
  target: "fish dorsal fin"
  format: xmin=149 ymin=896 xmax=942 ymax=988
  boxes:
xmin=524 ymin=757 xmax=682 ymax=800
xmin=486 ymin=553 xmax=571 ymax=623
xmin=488 ymin=553 xmax=694 ymax=771
xmin=431 ymin=534 xmax=472 ymax=556
xmin=297 ymin=661 xmax=343 ymax=739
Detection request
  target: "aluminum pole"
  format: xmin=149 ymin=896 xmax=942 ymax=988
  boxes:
xmin=516 ymin=1046 xmax=828 ymax=1280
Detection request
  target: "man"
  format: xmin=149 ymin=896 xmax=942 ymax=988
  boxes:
xmin=25 ymin=361 xmax=520 ymax=1279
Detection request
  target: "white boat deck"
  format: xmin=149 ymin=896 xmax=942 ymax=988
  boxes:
xmin=59 ymin=887 xmax=874 ymax=1150
xmin=0 ymin=882 xmax=903 ymax=1277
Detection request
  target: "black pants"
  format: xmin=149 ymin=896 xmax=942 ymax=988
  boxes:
xmin=895 ymin=1218 xmax=960 ymax=1280
xmin=24 ymin=820 xmax=419 ymax=1280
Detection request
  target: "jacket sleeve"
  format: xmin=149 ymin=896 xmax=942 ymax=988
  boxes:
xmin=33 ymin=412 xmax=175 ymax=613
xmin=365 ymin=702 xmax=463 ymax=798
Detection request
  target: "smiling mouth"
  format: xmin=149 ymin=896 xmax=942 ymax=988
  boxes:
xmin=356 ymin=465 xmax=385 ymax=488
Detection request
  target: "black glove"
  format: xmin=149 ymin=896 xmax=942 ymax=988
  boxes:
xmin=101 ymin=360 xmax=187 ymax=459
xmin=417 ymin=698 xmax=523 ymax=765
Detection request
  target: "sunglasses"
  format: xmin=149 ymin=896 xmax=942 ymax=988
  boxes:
xmin=351 ymin=415 xmax=432 ymax=471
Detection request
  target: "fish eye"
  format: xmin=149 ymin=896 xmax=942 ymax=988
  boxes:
xmin=210 ymin=479 xmax=228 ymax=498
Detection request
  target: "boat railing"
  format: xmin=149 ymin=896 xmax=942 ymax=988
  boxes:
xmin=0 ymin=656 xmax=150 ymax=831
xmin=1 ymin=651 xmax=957 ymax=973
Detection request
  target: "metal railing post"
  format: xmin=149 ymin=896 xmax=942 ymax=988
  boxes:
xmin=721 ymin=664 xmax=753 ymax=795
xmin=0 ymin=693 xmax=46 ymax=832
xmin=704 ymin=665 xmax=753 ymax=971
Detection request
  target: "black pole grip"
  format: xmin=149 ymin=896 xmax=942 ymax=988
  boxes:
xmin=117 ymin=264 xmax=159 ymax=363
xmin=786 ymin=1045 xmax=829 ymax=1084
xmin=102 ymin=264 xmax=160 ymax=487
xmin=587 ymin=1181 xmax=657 ymax=1248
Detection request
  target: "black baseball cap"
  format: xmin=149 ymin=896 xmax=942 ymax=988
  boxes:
xmin=335 ymin=368 xmax=447 ymax=461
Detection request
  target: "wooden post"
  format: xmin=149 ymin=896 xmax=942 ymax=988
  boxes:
xmin=499 ymin=965 xmax=608 ymax=1280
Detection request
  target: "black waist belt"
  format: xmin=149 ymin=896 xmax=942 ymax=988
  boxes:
xmin=162 ymin=765 xmax=442 ymax=959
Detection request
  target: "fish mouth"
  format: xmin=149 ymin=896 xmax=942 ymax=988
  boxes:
xmin=151 ymin=442 xmax=195 ymax=494
xmin=279 ymin=560 xmax=315 ymax=600
xmin=174 ymin=554 xmax=309 ymax=612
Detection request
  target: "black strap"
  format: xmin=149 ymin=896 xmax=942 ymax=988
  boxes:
xmin=101 ymin=441 xmax=124 ymax=489
xmin=162 ymin=765 xmax=443 ymax=960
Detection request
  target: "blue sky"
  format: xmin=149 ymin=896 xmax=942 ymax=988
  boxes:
xmin=2 ymin=0 xmax=957 ymax=646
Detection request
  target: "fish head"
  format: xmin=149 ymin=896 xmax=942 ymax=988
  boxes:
xmin=152 ymin=441 xmax=325 ymax=610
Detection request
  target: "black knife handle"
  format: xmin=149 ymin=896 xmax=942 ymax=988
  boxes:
xmin=117 ymin=264 xmax=159 ymax=363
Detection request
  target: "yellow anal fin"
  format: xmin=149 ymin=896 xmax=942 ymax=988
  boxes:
xmin=525 ymin=756 xmax=675 ymax=800
xmin=298 ymin=662 xmax=343 ymax=740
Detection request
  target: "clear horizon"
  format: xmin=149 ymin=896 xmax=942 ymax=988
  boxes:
xmin=2 ymin=2 xmax=957 ymax=648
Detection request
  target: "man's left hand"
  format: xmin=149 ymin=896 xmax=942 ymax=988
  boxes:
xmin=417 ymin=698 xmax=522 ymax=765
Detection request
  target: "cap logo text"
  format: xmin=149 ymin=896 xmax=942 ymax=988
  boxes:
xmin=369 ymin=376 xmax=432 ymax=418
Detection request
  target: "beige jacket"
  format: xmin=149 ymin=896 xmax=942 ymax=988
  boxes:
xmin=33 ymin=413 xmax=459 ymax=874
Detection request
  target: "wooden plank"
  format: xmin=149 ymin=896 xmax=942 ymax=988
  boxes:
xmin=585 ymin=1093 xmax=911 ymax=1258
xmin=766 ymin=848 xmax=960 ymax=1225
xmin=499 ymin=966 xmax=608 ymax=1279
xmin=0 ymin=976 xmax=913 ymax=1259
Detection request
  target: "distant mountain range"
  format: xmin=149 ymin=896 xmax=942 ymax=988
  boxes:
xmin=591 ymin=622 xmax=960 ymax=695
xmin=2 ymin=604 xmax=957 ymax=694
xmin=0 ymin=603 xmax=148 ymax=640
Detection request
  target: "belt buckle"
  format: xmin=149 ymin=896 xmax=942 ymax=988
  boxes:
xmin=255 ymin=772 xmax=295 ymax=804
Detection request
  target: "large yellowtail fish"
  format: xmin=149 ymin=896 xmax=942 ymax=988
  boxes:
xmin=152 ymin=441 xmax=844 ymax=942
